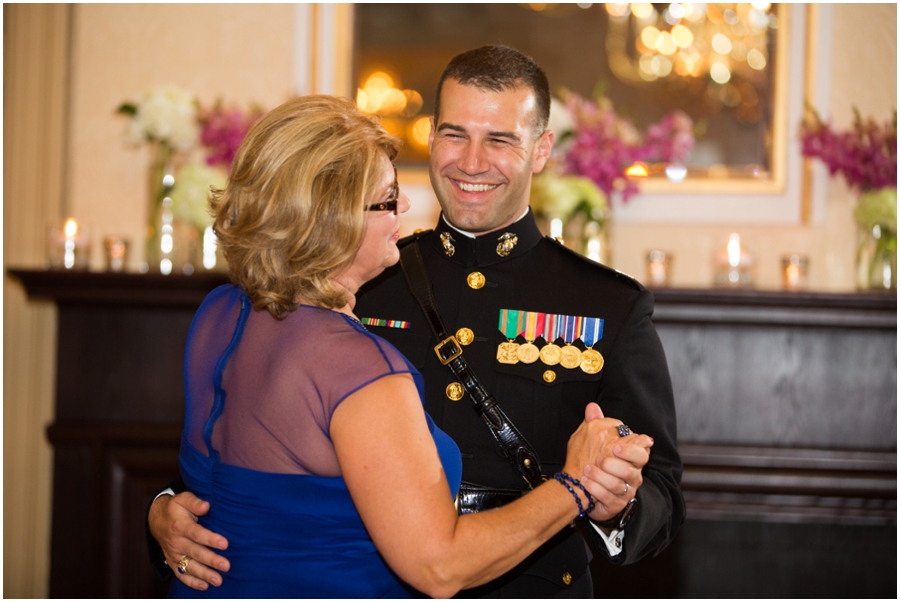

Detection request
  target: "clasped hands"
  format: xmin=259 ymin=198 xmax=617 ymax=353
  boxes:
xmin=564 ymin=402 xmax=652 ymax=527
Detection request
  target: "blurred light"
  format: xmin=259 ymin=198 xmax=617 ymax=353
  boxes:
xmin=203 ymin=226 xmax=217 ymax=269
xmin=665 ymin=165 xmax=688 ymax=182
xmin=161 ymin=233 xmax=173 ymax=254
xmin=162 ymin=173 xmax=175 ymax=187
xmin=656 ymin=55 xmax=673 ymax=76
xmin=712 ymin=33 xmax=733 ymax=54
xmin=632 ymin=3 xmax=655 ymax=19
xmin=747 ymin=48 xmax=767 ymax=70
xmin=750 ymin=1 xmax=771 ymax=10
xmin=727 ymin=233 xmax=741 ymax=267
xmin=410 ymin=116 xmax=432 ymax=148
xmin=605 ymin=3 xmax=631 ymax=17
xmin=366 ymin=72 xmax=393 ymax=91
xmin=577 ymin=3 xmax=593 ymax=8
xmin=656 ymin=31 xmax=678 ymax=54
xmin=550 ymin=218 xmax=563 ymax=239
xmin=685 ymin=2 xmax=705 ymax=21
xmin=710 ymin=62 xmax=731 ymax=83
xmin=641 ymin=25 xmax=660 ymax=49
xmin=671 ymin=24 xmax=693 ymax=47
xmin=668 ymin=3 xmax=686 ymax=20
xmin=529 ymin=3 xmax=548 ymax=11
xmin=160 ymin=258 xmax=173 ymax=275
xmin=64 ymin=218 xmax=78 ymax=238
xmin=625 ymin=163 xmax=649 ymax=177
xmin=723 ymin=8 xmax=739 ymax=24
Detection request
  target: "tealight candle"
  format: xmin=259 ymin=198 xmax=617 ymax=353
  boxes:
xmin=646 ymin=250 xmax=672 ymax=286
xmin=48 ymin=218 xmax=90 ymax=270
xmin=713 ymin=233 xmax=754 ymax=288
xmin=782 ymin=254 xmax=808 ymax=291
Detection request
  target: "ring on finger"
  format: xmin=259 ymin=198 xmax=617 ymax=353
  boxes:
xmin=617 ymin=424 xmax=632 ymax=437
xmin=177 ymin=556 xmax=192 ymax=575
xmin=622 ymin=482 xmax=630 ymax=496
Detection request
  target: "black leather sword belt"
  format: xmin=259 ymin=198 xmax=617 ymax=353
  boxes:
xmin=400 ymin=240 xmax=545 ymax=514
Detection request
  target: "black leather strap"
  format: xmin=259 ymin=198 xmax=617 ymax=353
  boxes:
xmin=400 ymin=240 xmax=543 ymax=489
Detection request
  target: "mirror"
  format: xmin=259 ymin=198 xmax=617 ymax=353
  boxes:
xmin=353 ymin=3 xmax=788 ymax=193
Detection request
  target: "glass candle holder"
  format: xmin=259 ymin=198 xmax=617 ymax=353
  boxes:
xmin=48 ymin=218 xmax=90 ymax=270
xmin=713 ymin=233 xmax=755 ymax=288
xmin=782 ymin=254 xmax=809 ymax=291
xmin=646 ymin=250 xmax=672 ymax=286
xmin=104 ymin=236 xmax=130 ymax=272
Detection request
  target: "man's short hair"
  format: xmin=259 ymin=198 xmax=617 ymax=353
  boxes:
xmin=434 ymin=45 xmax=551 ymax=138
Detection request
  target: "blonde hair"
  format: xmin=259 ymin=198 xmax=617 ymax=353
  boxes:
xmin=210 ymin=95 xmax=400 ymax=318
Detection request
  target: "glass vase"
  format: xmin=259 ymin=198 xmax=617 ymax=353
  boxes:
xmin=143 ymin=144 xmax=200 ymax=275
xmin=854 ymin=188 xmax=897 ymax=291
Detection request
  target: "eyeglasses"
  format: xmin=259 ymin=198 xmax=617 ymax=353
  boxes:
xmin=365 ymin=166 xmax=399 ymax=215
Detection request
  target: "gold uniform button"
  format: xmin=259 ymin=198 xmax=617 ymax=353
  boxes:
xmin=445 ymin=382 xmax=465 ymax=401
xmin=467 ymin=272 xmax=486 ymax=289
xmin=562 ymin=572 xmax=573 ymax=586
xmin=456 ymin=327 xmax=474 ymax=346
xmin=543 ymin=370 xmax=556 ymax=383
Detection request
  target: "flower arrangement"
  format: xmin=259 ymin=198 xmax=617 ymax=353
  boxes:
xmin=546 ymin=88 xmax=695 ymax=203
xmin=118 ymin=85 xmax=200 ymax=153
xmin=801 ymin=105 xmax=898 ymax=289
xmin=118 ymin=87 xmax=264 ymax=271
xmin=199 ymin=101 xmax=265 ymax=173
xmin=800 ymin=105 xmax=897 ymax=193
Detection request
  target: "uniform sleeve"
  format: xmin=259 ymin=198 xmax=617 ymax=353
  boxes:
xmin=587 ymin=288 xmax=685 ymax=565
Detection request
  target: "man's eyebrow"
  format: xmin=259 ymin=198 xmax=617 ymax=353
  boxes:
xmin=436 ymin=122 xmax=521 ymax=142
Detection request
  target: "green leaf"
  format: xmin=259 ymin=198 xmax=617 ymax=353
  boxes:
xmin=117 ymin=103 xmax=137 ymax=116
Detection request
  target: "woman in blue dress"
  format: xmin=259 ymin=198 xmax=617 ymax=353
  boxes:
xmin=165 ymin=95 xmax=651 ymax=598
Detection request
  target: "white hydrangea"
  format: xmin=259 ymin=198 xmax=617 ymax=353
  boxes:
xmin=126 ymin=86 xmax=199 ymax=151
xmin=170 ymin=162 xmax=226 ymax=229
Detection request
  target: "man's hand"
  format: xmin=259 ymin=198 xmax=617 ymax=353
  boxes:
xmin=580 ymin=402 xmax=652 ymax=524
xmin=149 ymin=492 xmax=230 ymax=590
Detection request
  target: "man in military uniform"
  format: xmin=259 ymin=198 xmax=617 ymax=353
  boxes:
xmin=147 ymin=45 xmax=683 ymax=597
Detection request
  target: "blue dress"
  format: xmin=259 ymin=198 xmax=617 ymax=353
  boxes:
xmin=170 ymin=285 xmax=462 ymax=598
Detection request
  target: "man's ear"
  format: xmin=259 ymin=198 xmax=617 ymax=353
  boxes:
xmin=532 ymin=129 xmax=554 ymax=174
xmin=428 ymin=116 xmax=436 ymax=148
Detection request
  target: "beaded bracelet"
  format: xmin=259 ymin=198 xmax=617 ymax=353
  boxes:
xmin=552 ymin=472 xmax=596 ymax=518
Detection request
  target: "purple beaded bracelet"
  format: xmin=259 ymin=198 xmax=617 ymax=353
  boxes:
xmin=552 ymin=472 xmax=596 ymax=518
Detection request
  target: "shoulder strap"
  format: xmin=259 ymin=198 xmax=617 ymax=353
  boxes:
xmin=399 ymin=241 xmax=544 ymax=489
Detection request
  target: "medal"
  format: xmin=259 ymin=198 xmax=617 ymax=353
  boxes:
xmin=515 ymin=311 xmax=544 ymax=364
xmin=539 ymin=313 xmax=561 ymax=366
xmin=579 ymin=316 xmax=605 ymax=374
xmin=559 ymin=314 xmax=583 ymax=370
xmin=497 ymin=309 xmax=522 ymax=365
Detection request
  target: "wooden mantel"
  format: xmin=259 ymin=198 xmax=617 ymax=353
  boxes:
xmin=9 ymin=269 xmax=897 ymax=598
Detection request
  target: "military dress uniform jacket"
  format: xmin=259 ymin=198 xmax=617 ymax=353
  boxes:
xmin=355 ymin=210 xmax=685 ymax=597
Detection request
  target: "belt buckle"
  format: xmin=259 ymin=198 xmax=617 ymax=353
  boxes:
xmin=434 ymin=336 xmax=462 ymax=365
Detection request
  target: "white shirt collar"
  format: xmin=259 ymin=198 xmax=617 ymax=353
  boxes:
xmin=441 ymin=207 xmax=530 ymax=239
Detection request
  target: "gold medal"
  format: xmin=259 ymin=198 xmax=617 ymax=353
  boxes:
xmin=560 ymin=345 xmax=582 ymax=370
xmin=580 ymin=348 xmax=604 ymax=374
xmin=497 ymin=341 xmax=520 ymax=364
xmin=516 ymin=342 xmax=540 ymax=364
xmin=539 ymin=343 xmax=561 ymax=366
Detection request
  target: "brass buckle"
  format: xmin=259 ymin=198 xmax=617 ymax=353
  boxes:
xmin=434 ymin=336 xmax=462 ymax=365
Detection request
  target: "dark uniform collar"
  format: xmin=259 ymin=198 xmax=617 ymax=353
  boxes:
xmin=431 ymin=208 xmax=544 ymax=268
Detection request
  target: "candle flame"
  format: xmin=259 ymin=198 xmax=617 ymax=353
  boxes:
xmin=727 ymin=233 xmax=741 ymax=267
xmin=64 ymin=218 xmax=78 ymax=238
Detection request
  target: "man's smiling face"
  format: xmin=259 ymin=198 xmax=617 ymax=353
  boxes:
xmin=428 ymin=79 xmax=553 ymax=234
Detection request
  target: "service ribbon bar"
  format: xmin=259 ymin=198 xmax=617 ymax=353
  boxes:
xmin=360 ymin=317 xmax=411 ymax=329
xmin=498 ymin=308 xmax=523 ymax=339
xmin=581 ymin=317 xmax=604 ymax=347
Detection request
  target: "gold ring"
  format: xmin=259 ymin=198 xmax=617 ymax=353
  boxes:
xmin=176 ymin=556 xmax=192 ymax=575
